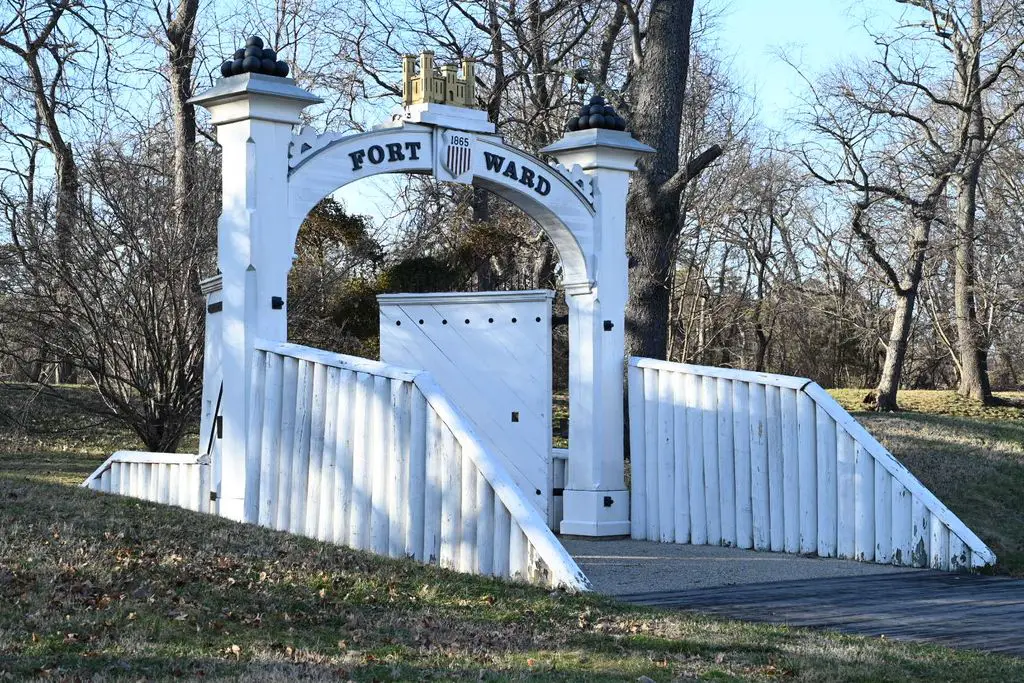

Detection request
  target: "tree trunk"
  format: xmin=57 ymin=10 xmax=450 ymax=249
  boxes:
xmin=624 ymin=0 xmax=696 ymax=360
xmin=167 ymin=0 xmax=200 ymax=241
xmin=876 ymin=291 xmax=915 ymax=411
xmin=953 ymin=158 xmax=992 ymax=402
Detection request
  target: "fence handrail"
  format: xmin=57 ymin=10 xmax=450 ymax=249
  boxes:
xmin=629 ymin=357 xmax=996 ymax=568
xmin=255 ymin=339 xmax=423 ymax=382
xmin=414 ymin=374 xmax=590 ymax=591
xmin=630 ymin=357 xmax=812 ymax=391
xmin=81 ymin=451 xmax=204 ymax=488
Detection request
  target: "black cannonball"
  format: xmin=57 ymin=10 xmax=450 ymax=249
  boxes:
xmin=589 ymin=95 xmax=604 ymax=106
xmin=579 ymin=105 xmax=592 ymax=117
xmin=603 ymin=105 xmax=615 ymax=116
xmin=274 ymin=60 xmax=289 ymax=77
xmin=234 ymin=48 xmax=246 ymax=60
xmin=567 ymin=117 xmax=579 ymax=131
xmin=231 ymin=58 xmax=245 ymax=75
xmin=244 ymin=46 xmax=262 ymax=58
xmin=261 ymin=48 xmax=276 ymax=60
xmin=221 ymin=60 xmax=234 ymax=77
xmin=245 ymin=36 xmax=264 ymax=49
xmin=613 ymin=115 xmax=626 ymax=130
xmin=242 ymin=55 xmax=261 ymax=72
xmin=588 ymin=114 xmax=606 ymax=128
xmin=260 ymin=57 xmax=276 ymax=74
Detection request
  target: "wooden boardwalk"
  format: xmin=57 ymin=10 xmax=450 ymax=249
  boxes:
xmin=619 ymin=571 xmax=1024 ymax=656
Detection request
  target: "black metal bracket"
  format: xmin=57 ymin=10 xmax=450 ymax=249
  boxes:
xmin=603 ymin=320 xmax=614 ymax=331
xmin=207 ymin=301 xmax=223 ymax=314
xmin=603 ymin=495 xmax=614 ymax=507
xmin=210 ymin=491 xmax=218 ymax=501
xmin=271 ymin=296 xmax=284 ymax=310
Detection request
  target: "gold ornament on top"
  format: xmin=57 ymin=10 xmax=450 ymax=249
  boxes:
xmin=402 ymin=51 xmax=476 ymax=108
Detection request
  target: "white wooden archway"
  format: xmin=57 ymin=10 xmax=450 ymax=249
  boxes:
xmin=191 ymin=72 xmax=652 ymax=536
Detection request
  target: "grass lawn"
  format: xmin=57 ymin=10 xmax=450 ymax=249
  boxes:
xmin=2 ymin=385 xmax=1023 ymax=680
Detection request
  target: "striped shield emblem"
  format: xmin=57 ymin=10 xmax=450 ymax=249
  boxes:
xmin=442 ymin=130 xmax=473 ymax=178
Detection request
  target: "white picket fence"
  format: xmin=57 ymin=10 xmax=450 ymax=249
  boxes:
xmin=244 ymin=340 xmax=590 ymax=590
xmin=82 ymin=451 xmax=211 ymax=513
xmin=627 ymin=357 xmax=996 ymax=571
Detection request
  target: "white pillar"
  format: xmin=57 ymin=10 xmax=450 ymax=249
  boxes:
xmin=541 ymin=129 xmax=653 ymax=536
xmin=191 ymin=74 xmax=321 ymax=521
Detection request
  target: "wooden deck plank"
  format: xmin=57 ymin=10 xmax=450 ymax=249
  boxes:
xmin=620 ymin=571 xmax=1024 ymax=656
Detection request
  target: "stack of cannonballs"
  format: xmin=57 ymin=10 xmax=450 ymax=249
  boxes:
xmin=220 ymin=36 xmax=290 ymax=78
xmin=566 ymin=95 xmax=626 ymax=132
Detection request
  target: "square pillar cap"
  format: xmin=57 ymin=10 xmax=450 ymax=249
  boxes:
xmin=189 ymin=72 xmax=322 ymax=110
xmin=540 ymin=128 xmax=655 ymax=157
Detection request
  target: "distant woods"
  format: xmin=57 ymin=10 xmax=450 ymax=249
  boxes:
xmin=2 ymin=1 xmax=1024 ymax=451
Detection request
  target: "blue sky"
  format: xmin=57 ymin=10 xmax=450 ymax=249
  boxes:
xmin=338 ymin=0 xmax=907 ymax=224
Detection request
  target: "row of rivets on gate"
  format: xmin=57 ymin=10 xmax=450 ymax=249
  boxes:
xmin=393 ymin=317 xmax=544 ymax=326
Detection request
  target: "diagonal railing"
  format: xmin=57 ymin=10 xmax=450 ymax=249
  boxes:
xmin=627 ymin=357 xmax=996 ymax=571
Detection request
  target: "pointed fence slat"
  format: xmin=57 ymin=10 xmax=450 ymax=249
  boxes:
xmin=627 ymin=357 xmax=995 ymax=572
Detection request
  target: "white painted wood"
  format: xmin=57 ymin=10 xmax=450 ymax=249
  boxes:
xmin=289 ymin=360 xmax=314 ymax=536
xmin=631 ymin=358 xmax=809 ymax=390
xmin=732 ymin=380 xmax=752 ymax=549
xmin=949 ymin=535 xmax=969 ymax=571
xmin=257 ymin=352 xmax=281 ymax=527
xmin=157 ymin=464 xmax=169 ymax=504
xmin=388 ymin=379 xmax=410 ymax=557
xmin=836 ymin=428 xmax=856 ymax=559
xmin=493 ymin=500 xmax=511 ymax=577
xmin=407 ymin=388 xmax=428 ymax=559
xmin=415 ymin=373 xmax=588 ymax=589
xmin=422 ymin=405 xmax=444 ymax=564
xmin=245 ymin=350 xmax=267 ymax=523
xmin=378 ymin=293 xmax=552 ymax=524
xmin=254 ymin=338 xmax=421 ymax=381
xmin=930 ymin=514 xmax=949 ymax=569
xmin=509 ymin=522 xmax=527 ymax=580
xmin=854 ymin=443 xmax=874 ymax=562
xmin=439 ymin=425 xmax=461 ymax=569
xmin=348 ymin=372 xmax=373 ymax=551
xmin=815 ymin=406 xmax=837 ymax=557
xmin=332 ymin=370 xmax=356 ymax=546
xmin=803 ymin=383 xmax=994 ymax=566
xmin=874 ymin=461 xmax=892 ymax=564
xmin=276 ymin=356 xmax=300 ymax=532
xmin=643 ymin=367 xmax=660 ymax=540
xmin=749 ymin=383 xmax=770 ymax=551
xmin=796 ymin=392 xmax=817 ymax=553
xmin=477 ymin=471 xmax=494 ymax=575
xmin=780 ymin=387 xmax=800 ymax=553
xmin=685 ymin=373 xmax=706 ymax=545
xmin=369 ymin=374 xmax=390 ymax=555
xmin=911 ymin=496 xmax=929 ymax=568
xmin=765 ymin=385 xmax=784 ymax=552
xmin=317 ymin=366 xmax=341 ymax=541
xmin=717 ymin=378 xmax=736 ymax=547
xmin=701 ymin=375 xmax=721 ymax=545
xmin=657 ymin=370 xmax=675 ymax=542
xmin=111 ymin=462 xmax=122 ymax=495
xmin=672 ymin=372 xmax=689 ymax=544
xmin=304 ymin=362 xmax=328 ymax=538
xmin=459 ymin=452 xmax=478 ymax=572
xmin=627 ymin=364 xmax=647 ymax=540
xmin=891 ymin=482 xmax=913 ymax=566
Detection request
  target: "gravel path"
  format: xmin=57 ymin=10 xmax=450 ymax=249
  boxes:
xmin=562 ymin=538 xmax=918 ymax=595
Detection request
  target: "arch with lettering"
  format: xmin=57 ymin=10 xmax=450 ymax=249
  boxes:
xmin=286 ymin=124 xmax=595 ymax=289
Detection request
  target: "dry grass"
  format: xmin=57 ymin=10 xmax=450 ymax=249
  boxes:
xmin=2 ymin=385 xmax=1024 ymax=679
